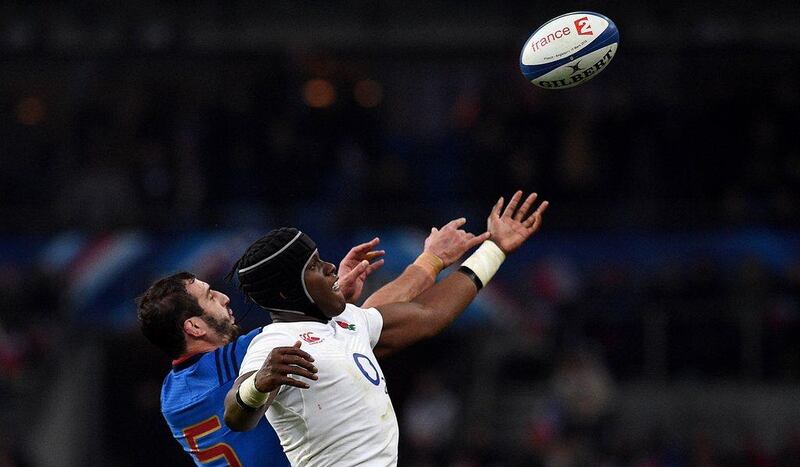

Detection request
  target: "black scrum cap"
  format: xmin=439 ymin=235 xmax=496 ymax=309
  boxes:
xmin=232 ymin=227 xmax=326 ymax=320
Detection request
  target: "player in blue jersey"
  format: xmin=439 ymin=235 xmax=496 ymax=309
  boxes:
xmin=137 ymin=222 xmax=486 ymax=467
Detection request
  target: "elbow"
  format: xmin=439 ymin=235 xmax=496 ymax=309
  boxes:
xmin=419 ymin=325 xmax=438 ymax=341
xmin=223 ymin=405 xmax=253 ymax=432
xmin=223 ymin=410 xmax=245 ymax=432
xmin=416 ymin=308 xmax=441 ymax=341
xmin=421 ymin=306 xmax=451 ymax=340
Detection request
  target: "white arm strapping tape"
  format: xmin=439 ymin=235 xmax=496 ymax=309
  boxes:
xmin=460 ymin=240 xmax=506 ymax=287
xmin=238 ymin=372 xmax=269 ymax=408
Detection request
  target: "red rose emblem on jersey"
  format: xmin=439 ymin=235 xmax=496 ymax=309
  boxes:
xmin=335 ymin=320 xmax=356 ymax=331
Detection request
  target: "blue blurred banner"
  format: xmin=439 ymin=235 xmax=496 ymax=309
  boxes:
xmin=2 ymin=229 xmax=799 ymax=330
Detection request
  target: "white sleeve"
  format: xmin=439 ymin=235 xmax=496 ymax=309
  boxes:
xmin=239 ymin=328 xmax=295 ymax=376
xmin=346 ymin=304 xmax=384 ymax=349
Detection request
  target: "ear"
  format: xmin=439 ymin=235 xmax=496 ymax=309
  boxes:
xmin=183 ymin=317 xmax=207 ymax=338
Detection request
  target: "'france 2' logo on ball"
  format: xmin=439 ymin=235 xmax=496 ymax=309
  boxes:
xmin=574 ymin=16 xmax=593 ymax=35
xmin=520 ymin=11 xmax=619 ymax=89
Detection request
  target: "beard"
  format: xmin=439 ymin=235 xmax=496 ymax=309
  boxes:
xmin=202 ymin=314 xmax=240 ymax=343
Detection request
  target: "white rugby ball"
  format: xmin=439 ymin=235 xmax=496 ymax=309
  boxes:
xmin=520 ymin=11 xmax=619 ymax=89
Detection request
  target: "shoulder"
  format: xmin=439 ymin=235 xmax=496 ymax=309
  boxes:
xmin=234 ymin=327 xmax=264 ymax=348
xmin=350 ymin=303 xmax=382 ymax=323
xmin=239 ymin=324 xmax=304 ymax=374
xmin=245 ymin=323 xmax=300 ymax=352
xmin=340 ymin=303 xmax=380 ymax=321
xmin=206 ymin=328 xmax=266 ymax=371
xmin=160 ymin=353 xmax=221 ymax=411
xmin=339 ymin=304 xmax=384 ymax=345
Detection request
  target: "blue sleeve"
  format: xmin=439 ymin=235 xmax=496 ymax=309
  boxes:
xmin=160 ymin=333 xmax=289 ymax=467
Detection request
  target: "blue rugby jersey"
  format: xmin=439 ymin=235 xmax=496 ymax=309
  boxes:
xmin=161 ymin=328 xmax=290 ymax=467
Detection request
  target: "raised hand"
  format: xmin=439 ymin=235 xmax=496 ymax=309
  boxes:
xmin=424 ymin=218 xmax=490 ymax=267
xmin=338 ymin=237 xmax=385 ymax=302
xmin=487 ymin=191 xmax=549 ymax=254
xmin=254 ymin=341 xmax=318 ymax=392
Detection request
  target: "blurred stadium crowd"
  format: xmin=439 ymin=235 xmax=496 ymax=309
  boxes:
xmin=2 ymin=2 xmax=800 ymax=234
xmin=2 ymin=1 xmax=800 ymax=466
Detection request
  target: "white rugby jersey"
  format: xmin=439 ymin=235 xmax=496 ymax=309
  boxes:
xmin=240 ymin=304 xmax=398 ymax=467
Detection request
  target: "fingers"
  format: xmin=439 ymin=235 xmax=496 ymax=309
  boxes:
xmin=260 ymin=344 xmax=320 ymax=391
xmin=465 ymin=231 xmax=491 ymax=250
xmin=535 ymin=200 xmax=550 ymax=217
xmin=366 ymin=258 xmax=384 ymax=275
xmin=353 ymin=237 xmax=381 ymax=253
xmin=284 ymin=342 xmax=314 ymax=362
xmin=441 ymin=217 xmax=467 ymax=230
xmin=340 ymin=260 xmax=369 ymax=282
xmin=502 ymin=190 xmax=523 ymax=218
xmin=491 ymin=191 xmax=548 ymax=227
xmin=350 ymin=237 xmax=380 ymax=254
xmin=268 ymin=362 xmax=318 ymax=388
xmin=364 ymin=250 xmax=385 ymax=261
xmin=523 ymin=200 xmax=550 ymax=229
xmin=273 ymin=345 xmax=319 ymax=379
xmin=274 ymin=360 xmax=318 ymax=379
xmin=514 ymin=192 xmax=538 ymax=222
xmin=490 ymin=196 xmax=504 ymax=219
xmin=274 ymin=375 xmax=313 ymax=389
xmin=279 ymin=354 xmax=318 ymax=373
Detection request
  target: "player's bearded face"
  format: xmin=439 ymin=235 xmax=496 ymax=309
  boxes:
xmin=202 ymin=313 xmax=240 ymax=342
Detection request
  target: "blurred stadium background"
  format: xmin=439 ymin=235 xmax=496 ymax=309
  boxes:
xmin=2 ymin=1 xmax=800 ymax=466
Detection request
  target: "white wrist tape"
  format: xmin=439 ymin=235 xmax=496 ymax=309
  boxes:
xmin=238 ymin=372 xmax=269 ymax=408
xmin=461 ymin=240 xmax=506 ymax=288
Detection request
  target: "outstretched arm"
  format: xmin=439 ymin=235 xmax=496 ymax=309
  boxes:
xmin=372 ymin=270 xmax=479 ymax=359
xmin=373 ymin=191 xmax=549 ymax=358
xmin=362 ymin=218 xmax=488 ymax=309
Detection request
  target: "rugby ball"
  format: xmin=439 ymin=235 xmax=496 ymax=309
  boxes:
xmin=520 ymin=12 xmax=619 ymax=89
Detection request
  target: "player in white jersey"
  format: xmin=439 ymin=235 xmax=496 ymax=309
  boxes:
xmin=224 ymin=191 xmax=549 ymax=466
xmin=237 ymin=304 xmax=395 ymax=465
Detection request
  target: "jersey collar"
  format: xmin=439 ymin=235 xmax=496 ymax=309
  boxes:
xmin=171 ymin=352 xmax=205 ymax=370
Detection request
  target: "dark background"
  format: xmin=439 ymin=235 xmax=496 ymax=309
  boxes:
xmin=2 ymin=1 xmax=800 ymax=466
